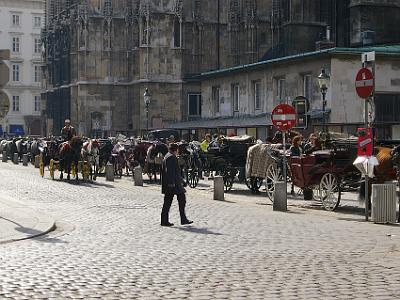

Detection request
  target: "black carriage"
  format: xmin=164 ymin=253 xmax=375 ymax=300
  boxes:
xmin=200 ymin=136 xmax=255 ymax=191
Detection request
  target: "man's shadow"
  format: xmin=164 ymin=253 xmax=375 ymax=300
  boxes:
xmin=173 ymin=226 xmax=223 ymax=236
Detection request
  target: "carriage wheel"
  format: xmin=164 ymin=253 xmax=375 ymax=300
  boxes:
xmin=223 ymin=169 xmax=235 ymax=192
xmin=319 ymin=173 xmax=341 ymax=211
xmin=245 ymin=177 xmax=263 ymax=191
xmin=39 ymin=155 xmax=45 ymax=178
xmin=82 ymin=162 xmax=90 ymax=181
xmin=312 ymin=186 xmax=321 ymax=201
xmin=49 ymin=159 xmax=55 ymax=180
xmin=224 ymin=175 xmax=234 ymax=192
xmin=188 ymin=170 xmax=199 ymax=188
xmin=266 ymin=163 xmax=283 ymax=202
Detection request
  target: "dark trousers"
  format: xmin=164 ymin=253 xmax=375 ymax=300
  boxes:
xmin=161 ymin=193 xmax=187 ymax=224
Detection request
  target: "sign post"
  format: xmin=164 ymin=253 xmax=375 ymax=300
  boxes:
xmin=356 ymin=52 xmax=375 ymax=221
xmin=271 ymin=104 xmax=297 ymax=209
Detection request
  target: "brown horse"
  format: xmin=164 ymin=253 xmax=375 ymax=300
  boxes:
xmin=359 ymin=146 xmax=397 ymax=209
xmin=59 ymin=136 xmax=83 ymax=181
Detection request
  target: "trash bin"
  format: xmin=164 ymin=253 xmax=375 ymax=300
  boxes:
xmin=371 ymin=184 xmax=397 ymax=224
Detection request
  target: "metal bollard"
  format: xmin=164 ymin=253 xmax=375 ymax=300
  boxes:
xmin=13 ymin=153 xmax=19 ymax=165
xmin=105 ymin=163 xmax=114 ymax=182
xmin=2 ymin=151 xmax=7 ymax=162
xmin=273 ymin=181 xmax=287 ymax=212
xmin=22 ymin=154 xmax=29 ymax=166
xmin=34 ymin=155 xmax=40 ymax=168
xmin=134 ymin=166 xmax=143 ymax=186
xmin=213 ymin=176 xmax=224 ymax=201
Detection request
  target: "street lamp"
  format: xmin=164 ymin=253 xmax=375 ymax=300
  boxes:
xmin=143 ymin=88 xmax=151 ymax=135
xmin=317 ymin=68 xmax=330 ymax=133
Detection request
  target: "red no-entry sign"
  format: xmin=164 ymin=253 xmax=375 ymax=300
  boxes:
xmin=355 ymin=68 xmax=374 ymax=99
xmin=271 ymin=104 xmax=296 ymax=132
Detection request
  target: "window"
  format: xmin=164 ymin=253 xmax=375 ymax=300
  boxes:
xmin=232 ymin=84 xmax=240 ymax=112
xmin=212 ymin=86 xmax=220 ymax=114
xmin=12 ymin=95 xmax=20 ymax=112
xmin=277 ymin=78 xmax=286 ymax=102
xmin=173 ymin=18 xmax=182 ymax=48
xmin=34 ymin=38 xmax=41 ymax=54
xmin=34 ymin=95 xmax=40 ymax=112
xmin=303 ymin=74 xmax=313 ymax=101
xmin=375 ymin=94 xmax=400 ymax=123
xmin=12 ymin=14 xmax=20 ymax=26
xmin=254 ymin=81 xmax=262 ymax=110
xmin=188 ymin=94 xmax=201 ymax=117
xmin=293 ymin=97 xmax=308 ymax=128
xmin=12 ymin=37 xmax=20 ymax=53
xmin=33 ymin=16 xmax=41 ymax=28
xmin=141 ymin=17 xmax=150 ymax=46
xmin=34 ymin=65 xmax=41 ymax=83
xmin=12 ymin=64 xmax=20 ymax=82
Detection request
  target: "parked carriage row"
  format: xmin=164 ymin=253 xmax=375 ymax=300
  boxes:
xmin=1 ymin=134 xmax=399 ymax=212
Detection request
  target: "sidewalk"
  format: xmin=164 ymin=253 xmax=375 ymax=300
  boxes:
xmin=0 ymin=196 xmax=56 ymax=244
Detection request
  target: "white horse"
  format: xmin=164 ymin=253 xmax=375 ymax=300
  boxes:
xmin=81 ymin=139 xmax=100 ymax=180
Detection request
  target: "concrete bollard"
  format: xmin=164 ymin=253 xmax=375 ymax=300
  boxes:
xmin=213 ymin=176 xmax=224 ymax=201
xmin=105 ymin=163 xmax=114 ymax=182
xmin=34 ymin=155 xmax=40 ymax=168
xmin=273 ymin=181 xmax=287 ymax=212
xmin=134 ymin=166 xmax=143 ymax=186
xmin=2 ymin=151 xmax=7 ymax=162
xmin=22 ymin=154 xmax=29 ymax=166
xmin=13 ymin=153 xmax=19 ymax=165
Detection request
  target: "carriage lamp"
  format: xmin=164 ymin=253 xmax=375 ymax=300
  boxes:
xmin=317 ymin=68 xmax=330 ymax=134
xmin=143 ymin=88 xmax=151 ymax=135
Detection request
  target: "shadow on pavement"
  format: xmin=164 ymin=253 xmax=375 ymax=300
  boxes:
xmin=34 ymin=236 xmax=68 ymax=244
xmin=174 ymin=226 xmax=223 ymax=235
xmin=0 ymin=216 xmax=23 ymax=227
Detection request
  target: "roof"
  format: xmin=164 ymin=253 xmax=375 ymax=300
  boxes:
xmin=166 ymin=114 xmax=272 ymax=130
xmin=189 ymin=45 xmax=400 ymax=80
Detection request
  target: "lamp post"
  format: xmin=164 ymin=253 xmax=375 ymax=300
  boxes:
xmin=317 ymin=68 xmax=330 ymax=133
xmin=143 ymin=88 xmax=151 ymax=136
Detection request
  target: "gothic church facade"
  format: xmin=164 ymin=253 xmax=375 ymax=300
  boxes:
xmin=42 ymin=0 xmax=400 ymax=136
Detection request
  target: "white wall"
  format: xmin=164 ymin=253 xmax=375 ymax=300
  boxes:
xmin=0 ymin=0 xmax=44 ymax=134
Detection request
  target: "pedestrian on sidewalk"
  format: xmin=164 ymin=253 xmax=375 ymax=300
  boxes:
xmin=160 ymin=143 xmax=193 ymax=227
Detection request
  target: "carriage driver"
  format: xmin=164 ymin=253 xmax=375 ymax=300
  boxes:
xmin=61 ymin=119 xmax=77 ymax=142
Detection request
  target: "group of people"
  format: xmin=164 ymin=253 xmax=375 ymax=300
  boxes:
xmin=289 ymin=133 xmax=322 ymax=157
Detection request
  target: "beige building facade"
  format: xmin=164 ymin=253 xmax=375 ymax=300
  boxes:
xmin=169 ymin=46 xmax=400 ymax=141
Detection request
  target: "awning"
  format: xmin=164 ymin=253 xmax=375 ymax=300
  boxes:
xmin=9 ymin=125 xmax=25 ymax=136
xmin=166 ymin=114 xmax=272 ymax=130
xmin=305 ymin=109 xmax=332 ymax=119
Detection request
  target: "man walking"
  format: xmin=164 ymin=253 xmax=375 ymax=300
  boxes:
xmin=161 ymin=143 xmax=193 ymax=227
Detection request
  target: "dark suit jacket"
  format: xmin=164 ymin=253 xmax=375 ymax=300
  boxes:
xmin=161 ymin=152 xmax=185 ymax=195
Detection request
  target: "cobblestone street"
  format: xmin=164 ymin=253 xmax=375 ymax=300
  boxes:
xmin=0 ymin=163 xmax=400 ymax=299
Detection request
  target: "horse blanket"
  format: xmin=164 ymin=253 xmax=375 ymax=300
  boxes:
xmin=246 ymin=143 xmax=281 ymax=178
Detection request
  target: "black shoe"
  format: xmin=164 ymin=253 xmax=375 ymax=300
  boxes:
xmin=181 ymin=220 xmax=193 ymax=225
xmin=161 ymin=222 xmax=174 ymax=227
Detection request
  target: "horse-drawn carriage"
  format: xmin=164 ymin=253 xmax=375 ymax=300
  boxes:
xmin=248 ymin=135 xmax=363 ymax=211
xmin=39 ymin=137 xmax=91 ymax=181
xmin=197 ymin=135 xmax=255 ymax=191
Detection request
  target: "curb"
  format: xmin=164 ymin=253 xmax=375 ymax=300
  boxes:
xmin=0 ymin=196 xmax=56 ymax=244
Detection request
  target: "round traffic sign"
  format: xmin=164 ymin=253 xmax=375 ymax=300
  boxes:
xmin=355 ymin=68 xmax=374 ymax=99
xmin=271 ymin=104 xmax=296 ymax=131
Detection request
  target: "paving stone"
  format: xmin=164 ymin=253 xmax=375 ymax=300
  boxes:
xmin=0 ymin=163 xmax=399 ymax=299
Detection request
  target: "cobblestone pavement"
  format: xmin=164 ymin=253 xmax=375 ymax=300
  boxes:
xmin=0 ymin=163 xmax=399 ymax=299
